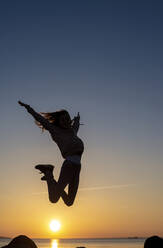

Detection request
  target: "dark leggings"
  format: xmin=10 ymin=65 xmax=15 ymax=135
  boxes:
xmin=46 ymin=160 xmax=81 ymax=206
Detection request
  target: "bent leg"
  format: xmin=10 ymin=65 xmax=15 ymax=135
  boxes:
xmin=62 ymin=168 xmax=80 ymax=206
xmin=45 ymin=160 xmax=81 ymax=206
xmin=46 ymin=161 xmax=74 ymax=203
xmin=60 ymin=162 xmax=81 ymax=206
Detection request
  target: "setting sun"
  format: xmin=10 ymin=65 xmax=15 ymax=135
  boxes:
xmin=49 ymin=220 xmax=61 ymax=232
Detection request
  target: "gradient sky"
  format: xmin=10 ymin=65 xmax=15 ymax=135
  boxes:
xmin=0 ymin=0 xmax=163 ymax=239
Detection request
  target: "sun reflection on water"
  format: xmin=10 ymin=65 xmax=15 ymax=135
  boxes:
xmin=51 ymin=239 xmax=58 ymax=248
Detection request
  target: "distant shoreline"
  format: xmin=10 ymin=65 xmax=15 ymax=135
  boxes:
xmin=33 ymin=237 xmax=146 ymax=240
xmin=0 ymin=237 xmax=146 ymax=240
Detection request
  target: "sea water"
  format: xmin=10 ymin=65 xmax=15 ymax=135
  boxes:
xmin=0 ymin=238 xmax=145 ymax=248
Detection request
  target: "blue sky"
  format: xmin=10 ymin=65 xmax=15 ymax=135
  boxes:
xmin=1 ymin=0 xmax=163 ymax=163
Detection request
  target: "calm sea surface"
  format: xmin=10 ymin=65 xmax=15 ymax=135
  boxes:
xmin=0 ymin=238 xmax=145 ymax=248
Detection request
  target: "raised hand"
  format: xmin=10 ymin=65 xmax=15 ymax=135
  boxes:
xmin=74 ymin=112 xmax=80 ymax=120
xmin=18 ymin=101 xmax=30 ymax=108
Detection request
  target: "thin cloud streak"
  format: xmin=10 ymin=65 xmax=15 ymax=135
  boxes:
xmin=78 ymin=184 xmax=136 ymax=191
xmin=32 ymin=183 xmax=136 ymax=195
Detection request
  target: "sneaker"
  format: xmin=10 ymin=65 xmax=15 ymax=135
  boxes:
xmin=35 ymin=164 xmax=54 ymax=174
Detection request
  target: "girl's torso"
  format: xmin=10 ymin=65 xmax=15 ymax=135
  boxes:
xmin=49 ymin=127 xmax=84 ymax=159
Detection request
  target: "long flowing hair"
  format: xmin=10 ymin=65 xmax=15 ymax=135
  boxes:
xmin=35 ymin=109 xmax=71 ymax=131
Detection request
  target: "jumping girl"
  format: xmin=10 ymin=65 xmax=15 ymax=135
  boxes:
xmin=18 ymin=101 xmax=84 ymax=206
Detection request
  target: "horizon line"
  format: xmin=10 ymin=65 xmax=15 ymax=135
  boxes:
xmin=0 ymin=236 xmax=146 ymax=240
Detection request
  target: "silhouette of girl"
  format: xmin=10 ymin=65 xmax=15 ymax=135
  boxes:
xmin=18 ymin=101 xmax=84 ymax=206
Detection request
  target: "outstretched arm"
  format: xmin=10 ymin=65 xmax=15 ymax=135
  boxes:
xmin=72 ymin=112 xmax=80 ymax=134
xmin=18 ymin=101 xmax=53 ymax=131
